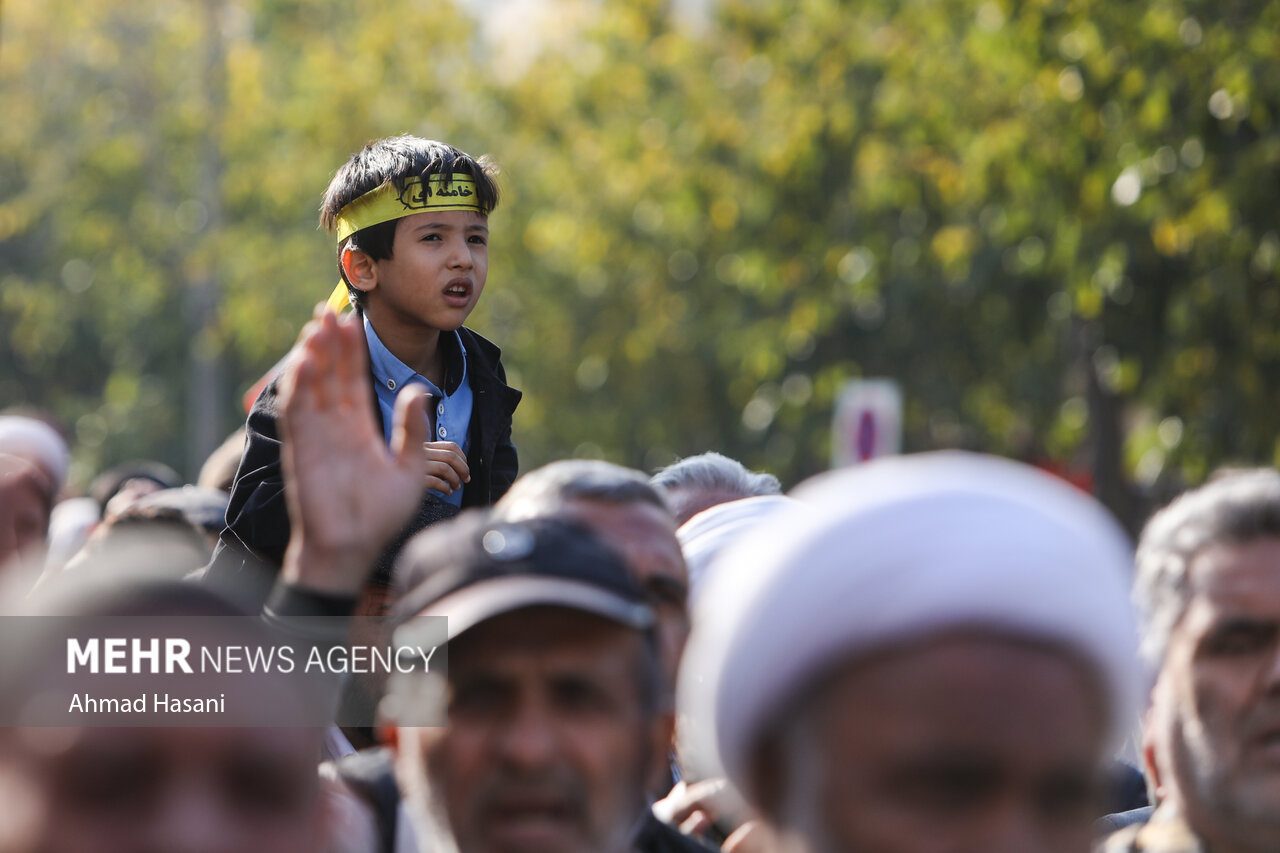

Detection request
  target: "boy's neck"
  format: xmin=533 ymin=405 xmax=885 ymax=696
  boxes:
xmin=364 ymin=308 xmax=446 ymax=386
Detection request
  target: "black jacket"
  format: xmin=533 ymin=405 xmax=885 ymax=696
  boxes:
xmin=204 ymin=326 xmax=520 ymax=607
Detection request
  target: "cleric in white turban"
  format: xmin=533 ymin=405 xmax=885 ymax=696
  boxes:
xmin=677 ymin=452 xmax=1142 ymax=853
xmin=0 ymin=416 xmax=69 ymax=492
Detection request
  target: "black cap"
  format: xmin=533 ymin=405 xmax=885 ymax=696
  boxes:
xmin=133 ymin=486 xmax=230 ymax=533
xmin=392 ymin=513 xmax=655 ymax=640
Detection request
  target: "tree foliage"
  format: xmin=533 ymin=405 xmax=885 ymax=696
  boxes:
xmin=2 ymin=0 xmax=1278 ymax=527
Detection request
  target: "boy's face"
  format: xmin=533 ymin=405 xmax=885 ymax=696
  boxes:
xmin=365 ymin=209 xmax=489 ymax=333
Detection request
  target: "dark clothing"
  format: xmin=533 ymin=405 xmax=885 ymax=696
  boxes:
xmin=1105 ymin=760 xmax=1149 ymax=816
xmin=331 ymin=748 xmax=401 ymax=853
xmin=635 ymin=811 xmax=719 ymax=853
xmin=205 ymin=326 xmax=520 ymax=607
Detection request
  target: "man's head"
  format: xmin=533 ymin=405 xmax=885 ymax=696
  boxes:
xmin=677 ymin=493 xmax=795 ymax=599
xmin=383 ymin=514 xmax=668 ymax=853
xmin=0 ymin=575 xmax=329 ymax=853
xmin=651 ymin=451 xmax=782 ymax=526
xmin=680 ymin=452 xmax=1141 ymax=853
xmin=320 ymin=135 xmax=500 ymax=318
xmin=1136 ymin=469 xmax=1280 ymax=847
xmin=495 ymin=460 xmax=689 ymax=689
xmin=88 ymin=460 xmax=182 ymax=522
xmin=55 ymin=499 xmax=216 ymax=581
xmin=0 ymin=413 xmax=69 ymax=496
xmin=0 ymin=726 xmax=326 ymax=853
xmin=0 ymin=453 xmax=56 ymax=579
xmin=0 ymin=415 xmax=69 ymax=574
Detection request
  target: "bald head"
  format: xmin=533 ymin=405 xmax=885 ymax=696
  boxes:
xmin=495 ymin=460 xmax=689 ymax=688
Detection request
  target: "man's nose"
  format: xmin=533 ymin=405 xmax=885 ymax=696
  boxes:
xmin=495 ymin=699 xmax=559 ymax=771
xmin=979 ymin=801 xmax=1062 ymax=853
xmin=142 ymin=782 xmax=237 ymax=853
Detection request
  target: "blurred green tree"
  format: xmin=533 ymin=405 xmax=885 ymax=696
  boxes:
xmin=2 ymin=0 xmax=1277 ymax=530
xmin=475 ymin=0 xmax=1280 ymax=530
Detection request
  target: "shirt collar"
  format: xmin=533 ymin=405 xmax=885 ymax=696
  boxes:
xmin=363 ymin=315 xmax=467 ymax=396
xmin=364 ymin=315 xmax=421 ymax=393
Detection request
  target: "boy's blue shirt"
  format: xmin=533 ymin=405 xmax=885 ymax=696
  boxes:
xmin=363 ymin=315 xmax=472 ymax=507
xmin=205 ymin=319 xmax=521 ymax=608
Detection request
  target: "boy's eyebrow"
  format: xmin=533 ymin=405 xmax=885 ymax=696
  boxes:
xmin=411 ymin=222 xmax=490 ymax=234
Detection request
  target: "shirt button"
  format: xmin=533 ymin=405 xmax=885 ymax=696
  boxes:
xmin=437 ymin=404 xmax=445 ymax=415
xmin=387 ymin=379 xmax=396 ymax=390
xmin=438 ymin=427 xmax=446 ymax=437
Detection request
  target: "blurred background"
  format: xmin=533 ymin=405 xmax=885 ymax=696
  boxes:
xmin=1 ymin=0 xmax=1277 ymax=532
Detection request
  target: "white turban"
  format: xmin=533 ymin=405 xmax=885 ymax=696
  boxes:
xmin=677 ymin=451 xmax=1142 ymax=794
xmin=678 ymin=495 xmax=796 ymax=599
xmin=0 ymin=416 xmax=69 ymax=491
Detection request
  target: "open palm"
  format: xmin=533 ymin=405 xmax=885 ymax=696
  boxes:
xmin=278 ymin=308 xmax=428 ymax=594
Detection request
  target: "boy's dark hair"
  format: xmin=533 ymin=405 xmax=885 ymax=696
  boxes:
xmin=320 ymin=135 xmax=500 ymax=309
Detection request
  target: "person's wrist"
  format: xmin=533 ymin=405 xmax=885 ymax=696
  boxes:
xmin=281 ymin=538 xmax=377 ymax=596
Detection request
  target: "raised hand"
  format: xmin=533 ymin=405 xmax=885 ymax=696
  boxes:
xmin=279 ymin=307 xmax=428 ymax=595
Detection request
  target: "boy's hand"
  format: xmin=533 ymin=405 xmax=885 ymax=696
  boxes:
xmin=279 ymin=307 xmax=428 ymax=595
xmin=422 ymin=440 xmax=470 ymax=496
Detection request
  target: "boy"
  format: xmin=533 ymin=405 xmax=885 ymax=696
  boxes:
xmin=206 ymin=136 xmax=521 ymax=606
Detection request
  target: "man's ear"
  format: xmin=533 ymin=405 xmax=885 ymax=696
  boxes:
xmin=341 ymin=245 xmax=379 ymax=294
xmin=1141 ymin=698 xmax=1164 ymax=803
xmin=379 ymin=724 xmax=399 ymax=754
xmin=646 ymin=710 xmax=676 ymax=795
xmin=376 ymin=689 xmax=401 ymax=754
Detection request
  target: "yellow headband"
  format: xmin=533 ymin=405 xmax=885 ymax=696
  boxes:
xmin=334 ymin=174 xmax=482 ymax=242
xmin=328 ymin=173 xmax=483 ymax=312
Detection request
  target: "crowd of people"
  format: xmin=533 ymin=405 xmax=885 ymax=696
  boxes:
xmin=2 ymin=134 xmax=1279 ymax=853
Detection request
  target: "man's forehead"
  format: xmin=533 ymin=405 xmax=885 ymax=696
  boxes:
xmin=451 ymin=606 xmax=641 ymax=662
xmin=1186 ymin=538 xmax=1280 ymax=609
xmin=665 ymin=487 xmax=740 ymax=521
xmin=810 ymin=633 xmax=1106 ymax=763
xmin=557 ymin=498 xmax=685 ymax=573
xmin=824 ymin=631 xmax=1096 ymax=692
xmin=559 ymin=496 xmax=676 ymax=533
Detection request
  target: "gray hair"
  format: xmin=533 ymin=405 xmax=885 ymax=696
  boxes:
xmin=494 ymin=459 xmax=669 ymax=522
xmin=650 ymin=452 xmax=781 ymax=499
xmin=1135 ymin=468 xmax=1280 ymax=665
